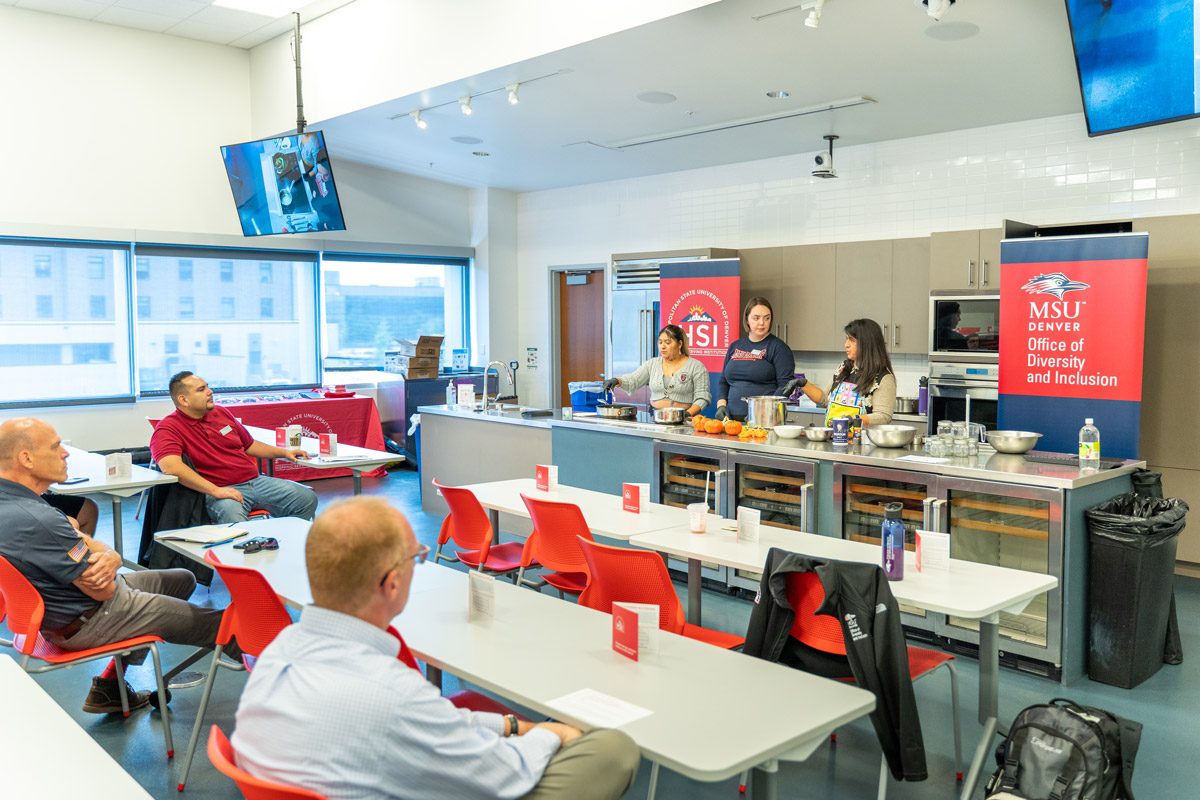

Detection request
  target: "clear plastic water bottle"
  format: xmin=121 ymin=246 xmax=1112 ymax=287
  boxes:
xmin=881 ymin=502 xmax=905 ymax=581
xmin=1079 ymin=417 xmax=1100 ymax=465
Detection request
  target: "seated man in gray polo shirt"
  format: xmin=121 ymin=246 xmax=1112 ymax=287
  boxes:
xmin=0 ymin=417 xmax=237 ymax=713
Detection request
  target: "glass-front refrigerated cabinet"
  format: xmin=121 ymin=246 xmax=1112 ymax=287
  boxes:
xmin=833 ymin=463 xmax=1063 ymax=672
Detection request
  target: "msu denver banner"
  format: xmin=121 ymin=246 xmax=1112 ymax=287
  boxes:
xmin=998 ymin=234 xmax=1148 ymax=459
xmin=660 ymin=259 xmax=740 ymax=412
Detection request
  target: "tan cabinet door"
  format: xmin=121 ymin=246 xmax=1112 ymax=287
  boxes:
xmin=978 ymin=228 xmax=1002 ymax=290
xmin=834 ymin=240 xmax=893 ymax=342
xmin=737 ymin=247 xmax=781 ymax=331
xmin=930 ymin=229 xmax=981 ymax=291
xmin=779 ymin=244 xmax=837 ymax=351
xmin=891 ymin=237 xmax=931 ymax=355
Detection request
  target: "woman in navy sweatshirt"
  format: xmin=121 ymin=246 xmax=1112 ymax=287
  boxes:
xmin=715 ymin=297 xmax=799 ymax=420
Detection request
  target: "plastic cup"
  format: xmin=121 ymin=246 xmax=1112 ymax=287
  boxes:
xmin=687 ymin=502 xmax=708 ymax=533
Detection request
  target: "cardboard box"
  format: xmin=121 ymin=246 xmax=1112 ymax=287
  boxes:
xmin=403 ymin=367 xmax=440 ymax=380
xmin=396 ymin=336 xmax=444 ymax=358
xmin=391 ymin=355 xmax=439 ymax=371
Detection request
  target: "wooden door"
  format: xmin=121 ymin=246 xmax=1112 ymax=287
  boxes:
xmin=557 ymin=270 xmax=606 ymax=407
xmin=890 ymin=237 xmax=931 ymax=355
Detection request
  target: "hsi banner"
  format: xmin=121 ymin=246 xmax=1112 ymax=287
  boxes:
xmin=998 ymin=234 xmax=1148 ymax=459
xmin=659 ymin=259 xmax=741 ymax=373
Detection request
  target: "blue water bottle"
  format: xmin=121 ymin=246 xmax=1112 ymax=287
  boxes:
xmin=881 ymin=502 xmax=905 ymax=581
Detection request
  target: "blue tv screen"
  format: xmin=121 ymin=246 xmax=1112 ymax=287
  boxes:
xmin=221 ymin=131 xmax=346 ymax=236
xmin=1065 ymin=0 xmax=1199 ymax=136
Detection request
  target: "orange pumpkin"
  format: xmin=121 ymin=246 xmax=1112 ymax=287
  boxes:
xmin=723 ymin=419 xmax=742 ymax=436
xmin=691 ymin=415 xmax=707 ymax=431
xmin=704 ymin=419 xmax=724 ymax=435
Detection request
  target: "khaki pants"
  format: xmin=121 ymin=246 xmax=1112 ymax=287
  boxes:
xmin=522 ymin=729 xmax=641 ymax=800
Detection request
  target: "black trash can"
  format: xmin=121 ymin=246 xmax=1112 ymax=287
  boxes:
xmin=1086 ymin=490 xmax=1188 ymax=688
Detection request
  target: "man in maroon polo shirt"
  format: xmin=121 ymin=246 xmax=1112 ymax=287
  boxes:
xmin=150 ymin=371 xmax=318 ymax=524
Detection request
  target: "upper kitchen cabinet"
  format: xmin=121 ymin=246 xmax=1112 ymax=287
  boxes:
xmin=737 ymin=247 xmax=781 ymax=307
xmin=891 ymin=237 xmax=931 ymax=355
xmin=930 ymin=228 xmax=1002 ymax=291
xmin=778 ymin=244 xmax=838 ymax=351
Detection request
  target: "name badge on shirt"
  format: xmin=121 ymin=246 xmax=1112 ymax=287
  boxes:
xmin=219 ymin=425 xmax=233 ymax=435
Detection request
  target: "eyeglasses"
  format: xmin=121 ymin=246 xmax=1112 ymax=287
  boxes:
xmin=378 ymin=544 xmax=431 ymax=587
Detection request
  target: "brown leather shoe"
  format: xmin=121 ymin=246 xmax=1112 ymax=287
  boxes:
xmin=82 ymin=677 xmax=152 ymax=714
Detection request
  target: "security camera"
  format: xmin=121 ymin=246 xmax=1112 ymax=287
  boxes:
xmin=917 ymin=0 xmax=955 ymax=22
xmin=812 ymin=134 xmax=838 ymax=179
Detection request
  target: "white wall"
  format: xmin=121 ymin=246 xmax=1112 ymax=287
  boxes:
xmin=514 ymin=112 xmax=1200 ymax=407
xmin=469 ymin=188 xmax=520 ymax=379
xmin=247 ymin=0 xmax=719 ymax=134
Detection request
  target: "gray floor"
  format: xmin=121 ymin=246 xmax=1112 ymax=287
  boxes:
xmin=5 ymin=468 xmax=1199 ymax=799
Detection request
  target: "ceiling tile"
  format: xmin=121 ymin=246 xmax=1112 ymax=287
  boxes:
xmin=165 ymin=16 xmax=248 ymax=45
xmin=191 ymin=3 xmax=274 ymax=28
xmin=15 ymin=0 xmax=109 ymax=20
xmin=95 ymin=5 xmax=176 ymax=32
xmin=115 ymin=0 xmax=205 ymax=17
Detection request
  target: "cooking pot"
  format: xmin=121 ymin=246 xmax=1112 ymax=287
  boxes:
xmin=894 ymin=396 xmax=918 ymax=414
xmin=653 ymin=407 xmax=687 ymax=425
xmin=595 ymin=401 xmax=637 ymax=420
xmin=743 ymin=395 xmax=787 ymax=429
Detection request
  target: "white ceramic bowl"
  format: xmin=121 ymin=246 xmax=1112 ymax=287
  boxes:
xmin=773 ymin=424 xmax=804 ymax=439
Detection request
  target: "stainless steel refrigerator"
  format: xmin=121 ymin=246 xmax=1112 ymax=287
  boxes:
xmin=607 ymin=259 xmax=660 ymax=405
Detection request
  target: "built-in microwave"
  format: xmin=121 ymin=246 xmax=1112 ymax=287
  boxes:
xmin=929 ymin=292 xmax=1000 ymax=363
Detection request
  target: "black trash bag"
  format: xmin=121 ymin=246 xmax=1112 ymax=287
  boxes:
xmin=1131 ymin=467 xmax=1164 ymax=499
xmin=1129 ymin=470 xmax=1185 ymax=665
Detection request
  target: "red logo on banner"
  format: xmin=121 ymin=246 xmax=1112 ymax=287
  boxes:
xmin=661 ymin=276 xmax=739 ymax=371
xmin=999 ymin=259 xmax=1146 ymax=401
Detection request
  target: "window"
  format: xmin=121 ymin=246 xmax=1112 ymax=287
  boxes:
xmin=259 ymin=263 xmax=273 ymax=284
xmin=134 ymin=249 xmax=318 ymax=393
xmin=0 ymin=239 xmax=133 ymax=406
xmin=321 ymin=255 xmax=470 ymax=371
xmin=137 ymin=296 xmax=151 ymax=318
xmin=136 ymin=257 xmax=150 ymax=279
xmin=179 ymin=260 xmax=193 ymax=281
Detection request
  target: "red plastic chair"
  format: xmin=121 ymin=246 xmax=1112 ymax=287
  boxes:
xmin=207 ymin=725 xmax=326 ymax=800
xmin=780 ymin=571 xmax=962 ymax=797
xmin=516 ymin=494 xmax=593 ymax=597
xmin=389 ymin=625 xmax=520 ymax=716
xmin=176 ymin=551 xmax=294 ymax=791
xmin=431 ymin=480 xmax=527 ymax=578
xmin=0 ymin=554 xmax=174 ymax=758
xmin=577 ymin=538 xmax=744 ymax=650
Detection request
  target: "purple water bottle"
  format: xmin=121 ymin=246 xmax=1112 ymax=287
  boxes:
xmin=881 ymin=502 xmax=905 ymax=581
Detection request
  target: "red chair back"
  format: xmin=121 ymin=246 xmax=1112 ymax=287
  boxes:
xmin=519 ymin=495 xmax=593 ymax=574
xmin=0 ymin=555 xmax=48 ymax=654
xmin=577 ymin=538 xmax=684 ymax=634
xmin=432 ymin=480 xmax=494 ymax=560
xmin=785 ymin=571 xmax=847 ymax=655
xmin=204 ymin=551 xmax=293 ymax=657
xmin=207 ymin=725 xmax=326 ymax=800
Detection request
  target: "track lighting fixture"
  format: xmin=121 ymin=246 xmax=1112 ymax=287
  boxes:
xmin=411 ymin=110 xmax=427 ymax=130
xmin=804 ymin=0 xmax=824 ymax=28
xmin=459 ymin=96 xmax=473 ymax=116
xmin=507 ymin=83 xmax=520 ymax=105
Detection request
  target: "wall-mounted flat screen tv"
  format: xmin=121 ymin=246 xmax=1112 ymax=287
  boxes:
xmin=1064 ymin=0 xmax=1199 ymax=136
xmin=221 ymin=131 xmax=346 ymax=236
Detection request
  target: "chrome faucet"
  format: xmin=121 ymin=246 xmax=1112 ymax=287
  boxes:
xmin=482 ymin=361 xmax=508 ymax=411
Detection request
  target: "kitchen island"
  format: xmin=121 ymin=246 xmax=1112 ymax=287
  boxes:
xmin=418 ymin=404 xmax=1144 ymax=682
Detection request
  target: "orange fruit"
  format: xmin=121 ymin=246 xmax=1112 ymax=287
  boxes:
xmin=723 ymin=419 xmax=742 ymax=436
xmin=752 ymin=427 xmax=769 ymax=439
xmin=691 ymin=415 xmax=707 ymax=431
xmin=704 ymin=419 xmax=724 ymax=434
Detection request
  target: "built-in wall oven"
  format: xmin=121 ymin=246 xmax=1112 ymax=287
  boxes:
xmin=927 ymin=361 xmax=998 ymax=435
xmin=929 ymin=292 xmax=1000 ymax=364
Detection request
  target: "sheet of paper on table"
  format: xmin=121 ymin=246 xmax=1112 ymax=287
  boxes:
xmin=156 ymin=525 xmax=248 ymax=544
xmin=546 ymin=688 xmax=653 ymax=729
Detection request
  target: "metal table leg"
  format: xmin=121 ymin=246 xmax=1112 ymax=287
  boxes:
xmin=352 ymin=471 xmax=363 ymax=496
xmin=750 ymin=759 xmax=778 ymax=800
xmin=426 ymin=664 xmax=443 ymax=691
xmin=687 ymin=557 xmax=702 ymax=626
xmin=489 ymin=508 xmax=501 ymax=544
xmin=960 ymin=615 xmax=1001 ymax=800
xmin=110 ymin=496 xmax=140 ymax=569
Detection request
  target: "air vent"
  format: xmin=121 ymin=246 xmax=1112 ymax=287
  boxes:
xmin=613 ymin=262 xmax=661 ymax=288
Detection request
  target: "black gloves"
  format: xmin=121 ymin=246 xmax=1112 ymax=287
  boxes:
xmin=714 ymin=406 xmax=729 ymax=421
xmin=601 ymin=378 xmax=619 ymax=393
xmin=782 ymin=377 xmax=807 ymax=397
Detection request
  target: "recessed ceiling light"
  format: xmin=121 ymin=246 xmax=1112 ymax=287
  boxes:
xmin=212 ymin=0 xmax=299 ymax=18
xmin=766 ymin=90 xmax=791 ymax=99
xmin=924 ymin=21 xmax=980 ymax=41
xmin=636 ymin=91 xmax=678 ymax=105
xmin=472 ymin=151 xmax=491 ymax=157
xmin=451 ymin=136 xmax=483 ymax=145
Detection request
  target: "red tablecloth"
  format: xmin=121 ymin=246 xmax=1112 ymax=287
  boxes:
xmin=227 ymin=396 xmax=388 ymax=482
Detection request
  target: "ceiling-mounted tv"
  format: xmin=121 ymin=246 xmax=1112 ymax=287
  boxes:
xmin=1064 ymin=0 xmax=1198 ymax=136
xmin=221 ymin=130 xmax=346 ymax=236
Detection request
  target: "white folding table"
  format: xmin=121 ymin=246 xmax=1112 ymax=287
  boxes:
xmin=627 ymin=523 xmax=1059 ymax=800
xmin=243 ymin=425 xmax=401 ymax=495
xmin=155 ymin=517 xmax=875 ymax=800
xmin=52 ymin=445 xmax=178 ymax=566
xmin=0 ymin=655 xmax=155 ymax=798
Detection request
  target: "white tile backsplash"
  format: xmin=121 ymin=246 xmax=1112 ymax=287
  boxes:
xmin=516 ymin=111 xmax=1200 ymax=406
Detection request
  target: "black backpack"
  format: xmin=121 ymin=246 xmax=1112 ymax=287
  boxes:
xmin=984 ymin=698 xmax=1142 ymax=800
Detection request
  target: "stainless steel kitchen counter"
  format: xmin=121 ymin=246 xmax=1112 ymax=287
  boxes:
xmin=418 ymin=405 xmax=1142 ymax=490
